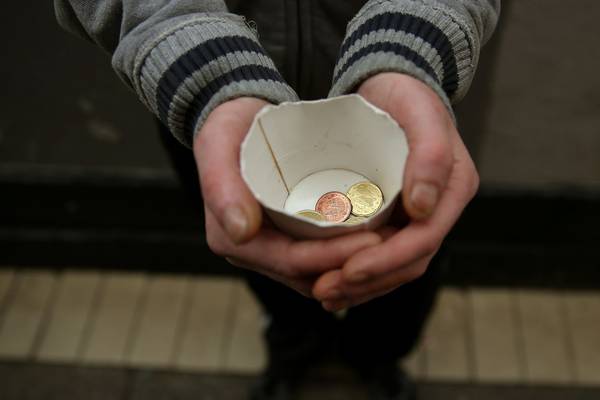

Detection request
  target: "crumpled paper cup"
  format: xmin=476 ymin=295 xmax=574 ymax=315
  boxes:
xmin=240 ymin=94 xmax=409 ymax=239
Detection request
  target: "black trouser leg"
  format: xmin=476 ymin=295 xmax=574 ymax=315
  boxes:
xmin=339 ymin=252 xmax=445 ymax=371
xmin=245 ymin=253 xmax=443 ymax=376
xmin=244 ymin=271 xmax=338 ymax=378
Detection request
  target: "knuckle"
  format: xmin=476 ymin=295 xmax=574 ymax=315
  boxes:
xmin=268 ymin=251 xmax=296 ymax=279
xmin=200 ymin=168 xmax=221 ymax=199
xmin=407 ymin=263 xmax=428 ymax=281
xmin=286 ymin=246 xmax=316 ymax=278
xmin=422 ymin=237 xmax=442 ymax=256
xmin=471 ymin=168 xmax=481 ymax=193
xmin=225 ymin=257 xmax=243 ymax=268
xmin=294 ymin=284 xmax=314 ymax=299
xmin=423 ymin=141 xmax=452 ymax=170
xmin=283 ymin=262 xmax=303 ymax=280
xmin=205 ymin=231 xmax=229 ymax=257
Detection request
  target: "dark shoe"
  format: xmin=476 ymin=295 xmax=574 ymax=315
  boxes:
xmin=363 ymin=363 xmax=417 ymax=400
xmin=249 ymin=372 xmax=296 ymax=400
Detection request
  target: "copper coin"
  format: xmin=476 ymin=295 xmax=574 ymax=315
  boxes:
xmin=315 ymin=192 xmax=352 ymax=223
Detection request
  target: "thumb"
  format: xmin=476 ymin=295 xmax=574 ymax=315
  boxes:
xmin=194 ymin=98 xmax=268 ymax=244
xmin=360 ymin=74 xmax=454 ymax=220
xmin=399 ymin=91 xmax=454 ymax=220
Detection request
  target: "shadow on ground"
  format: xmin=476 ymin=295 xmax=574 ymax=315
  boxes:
xmin=0 ymin=362 xmax=598 ymax=400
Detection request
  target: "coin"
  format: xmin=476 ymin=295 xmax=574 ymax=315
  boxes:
xmin=344 ymin=215 xmax=368 ymax=225
xmin=347 ymin=181 xmax=383 ymax=217
xmin=296 ymin=210 xmax=326 ymax=222
xmin=315 ymin=192 xmax=352 ymax=223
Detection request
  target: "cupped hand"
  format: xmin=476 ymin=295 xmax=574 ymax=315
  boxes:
xmin=312 ymin=73 xmax=480 ymax=310
xmin=194 ymin=97 xmax=382 ymax=297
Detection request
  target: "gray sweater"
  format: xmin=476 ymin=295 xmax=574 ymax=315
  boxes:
xmin=55 ymin=0 xmax=500 ymax=147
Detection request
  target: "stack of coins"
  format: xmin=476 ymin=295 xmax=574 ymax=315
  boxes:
xmin=296 ymin=181 xmax=383 ymax=224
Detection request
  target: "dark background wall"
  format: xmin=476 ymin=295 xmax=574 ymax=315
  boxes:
xmin=0 ymin=1 xmax=166 ymax=171
xmin=462 ymin=0 xmax=600 ymax=189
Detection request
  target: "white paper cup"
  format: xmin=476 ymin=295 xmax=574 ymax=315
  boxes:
xmin=240 ymin=94 xmax=409 ymax=239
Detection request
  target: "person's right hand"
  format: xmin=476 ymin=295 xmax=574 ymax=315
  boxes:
xmin=194 ymin=97 xmax=382 ymax=297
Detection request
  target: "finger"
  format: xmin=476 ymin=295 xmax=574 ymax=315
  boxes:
xmin=315 ymin=270 xmax=352 ymax=311
xmin=205 ymin=208 xmax=382 ymax=277
xmin=194 ymin=98 xmax=268 ymax=244
xmin=316 ymin=257 xmax=430 ymax=304
xmin=284 ymin=231 xmax=382 ymax=275
xmin=341 ymin=145 xmax=476 ymax=284
xmin=341 ymin=257 xmax=431 ymax=301
xmin=322 ymin=299 xmax=351 ymax=312
xmin=312 ymin=269 xmax=344 ymax=301
xmin=322 ymin=287 xmax=398 ymax=311
xmin=312 ymin=228 xmax=412 ymax=301
xmin=376 ymin=226 xmax=398 ymax=240
xmin=341 ymin=219 xmax=442 ymax=284
xmin=391 ymin=82 xmax=455 ymax=220
xmin=360 ymin=74 xmax=454 ymax=220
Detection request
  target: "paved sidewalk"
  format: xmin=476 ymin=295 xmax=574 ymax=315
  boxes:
xmin=1 ymin=269 xmax=599 ymax=388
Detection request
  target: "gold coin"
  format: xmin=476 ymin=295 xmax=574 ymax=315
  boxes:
xmin=344 ymin=215 xmax=368 ymax=225
xmin=347 ymin=181 xmax=383 ymax=217
xmin=296 ymin=210 xmax=326 ymax=222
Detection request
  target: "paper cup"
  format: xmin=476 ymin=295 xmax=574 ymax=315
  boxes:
xmin=240 ymin=94 xmax=409 ymax=239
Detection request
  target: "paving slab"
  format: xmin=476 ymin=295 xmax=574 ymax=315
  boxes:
xmin=127 ymin=275 xmax=189 ymax=367
xmin=174 ymin=277 xmax=236 ymax=371
xmin=36 ymin=270 xmax=101 ymax=362
xmin=82 ymin=272 xmax=146 ymax=364
xmin=0 ymin=271 xmax=56 ymax=358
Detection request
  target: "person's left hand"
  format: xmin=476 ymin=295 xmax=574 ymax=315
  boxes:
xmin=312 ymin=73 xmax=480 ymax=311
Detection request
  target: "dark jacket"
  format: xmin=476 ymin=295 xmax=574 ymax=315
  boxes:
xmin=225 ymin=0 xmax=368 ymax=99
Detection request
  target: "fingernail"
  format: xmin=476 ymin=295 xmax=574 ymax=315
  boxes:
xmin=410 ymin=183 xmax=439 ymax=217
xmin=223 ymin=206 xmax=248 ymax=244
xmin=346 ymin=270 xmax=370 ymax=284
xmin=322 ymin=300 xmax=350 ymax=312
xmin=325 ymin=288 xmax=342 ymax=300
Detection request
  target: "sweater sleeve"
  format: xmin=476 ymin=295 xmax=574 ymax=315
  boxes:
xmin=54 ymin=0 xmax=299 ymax=147
xmin=329 ymin=0 xmax=501 ymax=110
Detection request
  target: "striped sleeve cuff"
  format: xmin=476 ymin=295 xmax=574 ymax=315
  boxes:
xmin=133 ymin=16 xmax=298 ymax=147
xmin=330 ymin=0 xmax=479 ymax=109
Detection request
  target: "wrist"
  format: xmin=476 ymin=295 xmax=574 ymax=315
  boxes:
xmin=135 ymin=16 xmax=297 ymax=148
xmin=329 ymin=0 xmax=478 ymax=116
xmin=358 ymin=73 xmax=451 ymax=122
xmin=194 ymin=97 xmax=268 ymax=151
